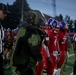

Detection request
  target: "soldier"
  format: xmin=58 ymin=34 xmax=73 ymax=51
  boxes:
xmin=12 ymin=11 xmax=46 ymax=75
xmin=0 ymin=3 xmax=10 ymax=74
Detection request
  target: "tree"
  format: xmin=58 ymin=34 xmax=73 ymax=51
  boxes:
xmin=74 ymin=20 xmax=76 ymax=32
xmin=55 ymin=16 xmax=60 ymax=21
xmin=12 ymin=0 xmax=31 ymax=19
xmin=1 ymin=13 xmax=20 ymax=29
xmin=59 ymin=14 xmax=63 ymax=21
xmin=2 ymin=0 xmax=31 ymax=29
xmin=64 ymin=15 xmax=70 ymax=23
xmin=54 ymin=14 xmax=63 ymax=21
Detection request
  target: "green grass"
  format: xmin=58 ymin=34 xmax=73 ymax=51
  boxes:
xmin=63 ymin=56 xmax=75 ymax=75
xmin=4 ymin=44 xmax=75 ymax=75
xmin=63 ymin=44 xmax=75 ymax=75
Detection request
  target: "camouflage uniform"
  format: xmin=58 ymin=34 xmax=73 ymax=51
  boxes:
xmin=12 ymin=22 xmax=45 ymax=75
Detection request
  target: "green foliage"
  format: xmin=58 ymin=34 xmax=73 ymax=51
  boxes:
xmin=2 ymin=0 xmax=31 ymax=29
xmin=12 ymin=0 xmax=31 ymax=19
xmin=55 ymin=14 xmax=76 ymax=32
xmin=74 ymin=20 xmax=76 ymax=32
xmin=59 ymin=14 xmax=63 ymax=21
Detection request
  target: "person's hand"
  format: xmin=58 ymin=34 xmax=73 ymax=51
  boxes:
xmin=47 ymin=57 xmax=52 ymax=63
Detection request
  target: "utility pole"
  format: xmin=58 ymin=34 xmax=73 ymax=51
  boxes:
xmin=21 ymin=0 xmax=24 ymax=22
xmin=52 ymin=0 xmax=56 ymax=17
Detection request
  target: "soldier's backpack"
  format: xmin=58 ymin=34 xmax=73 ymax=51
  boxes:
xmin=25 ymin=10 xmax=46 ymax=26
xmin=23 ymin=24 xmax=45 ymax=61
xmin=13 ymin=10 xmax=46 ymax=66
xmin=13 ymin=23 xmax=45 ymax=66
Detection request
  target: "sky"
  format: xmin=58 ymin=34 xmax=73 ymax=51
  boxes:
xmin=0 ymin=0 xmax=76 ymax=20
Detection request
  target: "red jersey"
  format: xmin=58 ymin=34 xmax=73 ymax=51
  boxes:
xmin=48 ymin=31 xmax=58 ymax=54
xmin=58 ymin=31 xmax=67 ymax=51
xmin=45 ymin=27 xmax=51 ymax=37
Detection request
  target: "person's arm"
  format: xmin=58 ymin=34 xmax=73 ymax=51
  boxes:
xmin=57 ymin=38 xmax=60 ymax=52
xmin=43 ymin=33 xmax=52 ymax=63
xmin=43 ymin=45 xmax=52 ymax=63
xmin=43 ymin=44 xmax=50 ymax=57
xmin=44 ymin=32 xmax=50 ymax=46
xmin=42 ymin=31 xmax=50 ymax=56
xmin=57 ymin=38 xmax=61 ymax=61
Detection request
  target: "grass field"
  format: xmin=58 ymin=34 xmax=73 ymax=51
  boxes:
xmin=63 ymin=55 xmax=75 ymax=75
xmin=63 ymin=44 xmax=75 ymax=75
xmin=4 ymin=44 xmax=75 ymax=75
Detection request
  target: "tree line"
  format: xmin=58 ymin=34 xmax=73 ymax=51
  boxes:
xmin=1 ymin=0 xmax=76 ymax=32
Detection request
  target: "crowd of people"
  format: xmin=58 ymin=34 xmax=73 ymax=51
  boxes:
xmin=12 ymin=17 xmax=72 ymax=75
xmin=3 ymin=28 xmax=18 ymax=66
xmin=35 ymin=19 xmax=71 ymax=75
xmin=0 ymin=2 xmax=76 ymax=75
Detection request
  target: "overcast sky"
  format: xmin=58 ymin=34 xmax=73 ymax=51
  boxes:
xmin=0 ymin=0 xmax=76 ymax=20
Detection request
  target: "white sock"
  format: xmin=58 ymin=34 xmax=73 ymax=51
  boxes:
xmin=53 ymin=69 xmax=58 ymax=75
xmin=55 ymin=68 xmax=61 ymax=75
